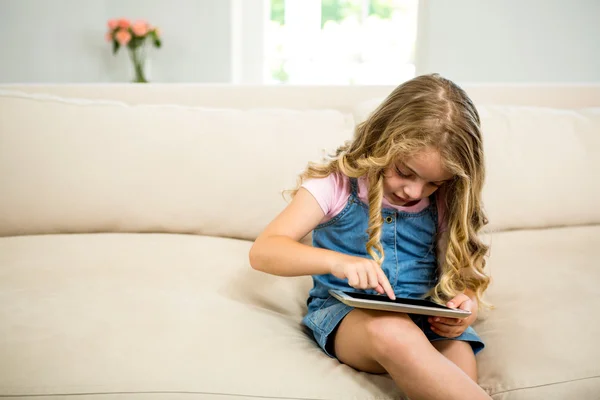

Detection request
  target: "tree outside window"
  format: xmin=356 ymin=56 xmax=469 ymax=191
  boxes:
xmin=265 ymin=0 xmax=418 ymax=84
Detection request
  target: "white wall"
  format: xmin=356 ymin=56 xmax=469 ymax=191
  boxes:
xmin=230 ymin=0 xmax=266 ymax=84
xmin=1 ymin=0 xmax=599 ymax=84
xmin=0 ymin=0 xmax=233 ymax=83
xmin=416 ymin=0 xmax=600 ymax=82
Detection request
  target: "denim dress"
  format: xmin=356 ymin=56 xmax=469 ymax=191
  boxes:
xmin=302 ymin=178 xmax=484 ymax=358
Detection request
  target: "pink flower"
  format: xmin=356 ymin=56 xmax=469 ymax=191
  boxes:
xmin=117 ymin=18 xmax=131 ymax=29
xmin=132 ymin=20 xmax=149 ymax=37
xmin=107 ymin=19 xmax=118 ymax=30
xmin=105 ymin=32 xmax=113 ymax=42
xmin=115 ymin=29 xmax=131 ymax=45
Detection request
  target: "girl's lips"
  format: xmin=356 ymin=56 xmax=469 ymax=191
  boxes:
xmin=392 ymin=193 xmax=420 ymax=207
xmin=393 ymin=193 xmax=408 ymax=203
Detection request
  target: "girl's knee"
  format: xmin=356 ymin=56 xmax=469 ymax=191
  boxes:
xmin=364 ymin=313 xmax=427 ymax=362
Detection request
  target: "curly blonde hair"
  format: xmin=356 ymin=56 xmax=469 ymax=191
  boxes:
xmin=289 ymin=73 xmax=491 ymax=307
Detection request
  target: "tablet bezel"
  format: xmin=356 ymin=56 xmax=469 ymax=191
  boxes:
xmin=329 ymin=289 xmax=472 ymax=319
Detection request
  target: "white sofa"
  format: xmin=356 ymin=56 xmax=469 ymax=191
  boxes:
xmin=0 ymin=83 xmax=599 ymax=400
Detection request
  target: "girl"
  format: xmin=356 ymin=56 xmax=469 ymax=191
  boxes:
xmin=249 ymin=74 xmax=492 ymax=400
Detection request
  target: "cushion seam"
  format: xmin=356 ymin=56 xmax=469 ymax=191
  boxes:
xmin=0 ymin=389 xmax=328 ymax=400
xmin=486 ymin=374 xmax=600 ymax=395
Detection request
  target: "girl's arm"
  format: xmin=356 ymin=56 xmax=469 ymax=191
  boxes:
xmin=464 ymin=288 xmax=478 ymax=305
xmin=249 ymin=187 xmax=339 ymax=276
xmin=249 ymin=187 xmax=396 ymax=298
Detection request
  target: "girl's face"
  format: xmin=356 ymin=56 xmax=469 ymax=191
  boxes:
xmin=383 ymin=147 xmax=453 ymax=206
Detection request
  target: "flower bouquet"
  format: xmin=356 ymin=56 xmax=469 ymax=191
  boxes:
xmin=106 ymin=18 xmax=161 ymax=83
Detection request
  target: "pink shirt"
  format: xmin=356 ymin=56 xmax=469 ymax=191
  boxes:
xmin=302 ymin=172 xmax=447 ymax=232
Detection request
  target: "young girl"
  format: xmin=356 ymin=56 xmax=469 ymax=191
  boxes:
xmin=249 ymin=74 xmax=492 ymax=400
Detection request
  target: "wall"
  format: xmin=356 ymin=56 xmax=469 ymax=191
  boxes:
xmin=1 ymin=0 xmax=599 ymax=83
xmin=0 ymin=0 xmax=232 ymax=83
xmin=416 ymin=0 xmax=600 ymax=82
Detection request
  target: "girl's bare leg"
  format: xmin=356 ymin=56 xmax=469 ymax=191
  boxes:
xmin=333 ymin=309 xmax=491 ymax=400
xmin=432 ymin=340 xmax=478 ymax=381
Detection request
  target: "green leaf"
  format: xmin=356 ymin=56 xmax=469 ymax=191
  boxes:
xmin=270 ymin=0 xmax=285 ymax=24
xmin=150 ymin=30 xmax=161 ymax=48
xmin=112 ymin=40 xmax=120 ymax=55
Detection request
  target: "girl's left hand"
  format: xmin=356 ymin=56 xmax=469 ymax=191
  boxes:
xmin=428 ymin=292 xmax=478 ymax=338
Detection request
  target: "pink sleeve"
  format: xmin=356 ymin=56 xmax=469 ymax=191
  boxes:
xmin=301 ymin=172 xmax=351 ymax=224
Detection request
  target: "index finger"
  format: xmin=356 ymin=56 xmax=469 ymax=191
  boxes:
xmin=375 ymin=266 xmax=396 ymax=300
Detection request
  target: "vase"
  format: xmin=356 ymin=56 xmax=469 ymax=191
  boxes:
xmin=128 ymin=45 xmax=148 ymax=83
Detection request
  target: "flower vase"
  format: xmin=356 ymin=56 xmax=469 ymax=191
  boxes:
xmin=106 ymin=18 xmax=161 ymax=84
xmin=129 ymin=46 xmax=148 ymax=83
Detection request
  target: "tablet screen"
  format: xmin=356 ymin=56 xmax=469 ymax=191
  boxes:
xmin=345 ymin=292 xmax=453 ymax=310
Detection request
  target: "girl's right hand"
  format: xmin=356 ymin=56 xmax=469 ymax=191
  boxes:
xmin=330 ymin=254 xmax=396 ymax=300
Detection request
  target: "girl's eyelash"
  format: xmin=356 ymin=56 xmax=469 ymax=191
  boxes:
xmin=396 ymin=166 xmax=442 ymax=187
xmin=395 ymin=166 xmax=411 ymax=178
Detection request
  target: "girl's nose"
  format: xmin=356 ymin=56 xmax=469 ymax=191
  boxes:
xmin=405 ymin=182 xmax=425 ymax=199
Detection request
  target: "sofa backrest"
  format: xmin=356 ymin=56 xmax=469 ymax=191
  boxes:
xmin=479 ymin=105 xmax=600 ymax=232
xmin=1 ymin=85 xmax=599 ymax=239
xmin=5 ymin=83 xmax=600 ymax=110
xmin=0 ymin=90 xmax=354 ymax=240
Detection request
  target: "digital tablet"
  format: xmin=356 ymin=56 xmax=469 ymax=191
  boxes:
xmin=329 ymin=289 xmax=471 ymax=318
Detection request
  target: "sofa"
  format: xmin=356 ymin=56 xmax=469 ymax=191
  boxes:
xmin=0 ymin=83 xmax=599 ymax=400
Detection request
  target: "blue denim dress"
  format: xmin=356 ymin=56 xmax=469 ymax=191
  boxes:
xmin=302 ymin=178 xmax=484 ymax=358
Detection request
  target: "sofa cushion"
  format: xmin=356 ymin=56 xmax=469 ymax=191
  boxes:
xmin=0 ymin=90 xmax=355 ymax=240
xmin=1 ymin=227 xmax=599 ymax=399
xmin=354 ymin=99 xmax=600 ymax=232
xmin=0 ymin=233 xmax=400 ymax=399
xmin=476 ymin=225 xmax=600 ymax=397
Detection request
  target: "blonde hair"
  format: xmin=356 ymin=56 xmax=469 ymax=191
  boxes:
xmin=290 ymin=73 xmax=491 ymax=307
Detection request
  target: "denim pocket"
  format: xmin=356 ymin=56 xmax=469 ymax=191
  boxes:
xmin=305 ymin=296 xmax=333 ymax=330
xmin=305 ymin=296 xmax=353 ymax=335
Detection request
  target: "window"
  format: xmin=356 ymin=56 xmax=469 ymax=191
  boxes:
xmin=265 ymin=0 xmax=419 ymax=84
